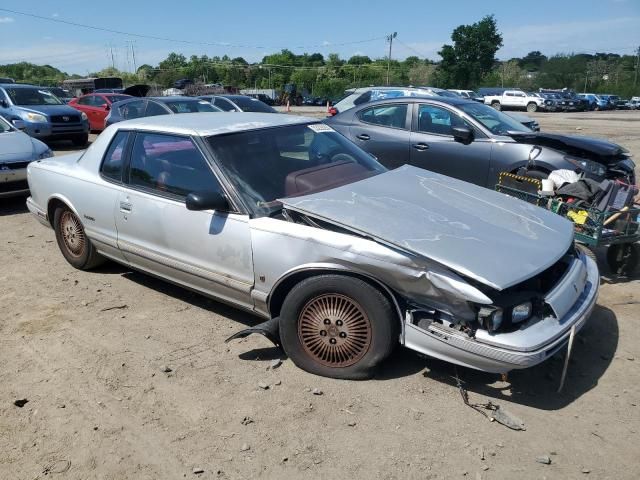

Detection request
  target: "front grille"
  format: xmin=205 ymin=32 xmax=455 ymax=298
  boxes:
xmin=51 ymin=114 xmax=81 ymax=123
xmin=0 ymin=180 xmax=29 ymax=193
xmin=0 ymin=161 xmax=29 ymax=170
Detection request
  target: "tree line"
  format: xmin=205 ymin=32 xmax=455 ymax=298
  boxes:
xmin=1 ymin=15 xmax=638 ymax=98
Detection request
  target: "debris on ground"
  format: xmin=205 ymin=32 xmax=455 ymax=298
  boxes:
xmin=161 ymin=365 xmax=172 ymax=373
xmin=536 ymin=455 xmax=552 ymax=465
xmin=454 ymin=369 xmax=525 ymax=431
xmin=241 ymin=416 xmax=254 ymax=426
xmin=347 ymin=421 xmax=357 ymax=427
xmin=100 ymin=304 xmax=128 ymax=312
xmin=192 ymin=467 xmax=204 ymax=474
xmin=13 ymin=399 xmax=28 ymax=408
xmin=240 ymin=443 xmax=250 ymax=452
xmin=312 ymin=388 xmax=323 ymax=396
xmin=269 ymin=358 xmax=283 ymax=369
xmin=258 ymin=382 xmax=269 ymax=390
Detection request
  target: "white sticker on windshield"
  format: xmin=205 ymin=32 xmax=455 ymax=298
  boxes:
xmin=307 ymin=123 xmax=334 ymax=133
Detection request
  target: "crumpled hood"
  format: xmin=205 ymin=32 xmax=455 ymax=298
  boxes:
xmin=508 ymin=132 xmax=631 ymax=162
xmin=281 ymin=165 xmax=574 ymax=290
xmin=0 ymin=131 xmax=35 ymax=162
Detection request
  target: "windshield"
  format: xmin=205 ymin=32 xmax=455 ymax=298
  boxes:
xmin=207 ymin=123 xmax=386 ymax=217
xmin=459 ymin=102 xmax=530 ymax=135
xmin=5 ymin=87 xmax=64 ymax=106
xmin=46 ymin=87 xmax=70 ymax=98
xmin=164 ymin=100 xmax=218 ymax=113
xmin=434 ymin=89 xmax=459 ymax=98
xmin=108 ymin=95 xmax=130 ymax=104
xmin=230 ymin=97 xmax=277 ymax=113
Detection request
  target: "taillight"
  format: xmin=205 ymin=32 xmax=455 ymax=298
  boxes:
xmin=329 ymin=107 xmax=338 ymax=116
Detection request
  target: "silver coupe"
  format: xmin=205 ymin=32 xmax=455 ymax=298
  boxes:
xmin=26 ymin=113 xmax=599 ymax=379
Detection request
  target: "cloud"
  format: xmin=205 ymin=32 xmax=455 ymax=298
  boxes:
xmin=0 ymin=43 xmax=107 ymax=72
xmin=0 ymin=16 xmax=15 ymax=23
xmin=52 ymin=13 xmax=59 ymax=18
xmin=499 ymin=17 xmax=640 ymax=58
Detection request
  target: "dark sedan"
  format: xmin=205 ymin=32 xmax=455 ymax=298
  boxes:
xmin=198 ymin=94 xmax=277 ymax=113
xmin=324 ymin=97 xmax=635 ymax=188
xmin=105 ymin=96 xmax=222 ymax=128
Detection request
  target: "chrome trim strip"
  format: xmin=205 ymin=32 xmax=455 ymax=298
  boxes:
xmin=117 ymin=239 xmax=252 ymax=293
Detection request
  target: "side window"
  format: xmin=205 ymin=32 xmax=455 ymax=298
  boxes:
xmin=145 ymin=101 xmax=169 ymax=116
xmin=214 ymin=98 xmax=237 ymax=111
xmin=119 ymin=100 xmax=145 ymax=120
xmin=358 ymin=104 xmax=408 ymax=129
xmin=416 ymin=104 xmax=469 ymax=136
xmin=128 ymin=133 xmax=221 ymax=199
xmin=77 ymin=96 xmax=93 ymax=105
xmin=100 ymin=131 xmax=128 ymax=182
xmin=92 ymin=96 xmax=107 ymax=107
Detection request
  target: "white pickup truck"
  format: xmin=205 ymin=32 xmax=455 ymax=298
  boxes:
xmin=483 ymin=90 xmax=546 ymax=112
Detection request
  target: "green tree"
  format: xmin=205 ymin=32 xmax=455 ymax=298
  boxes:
xmin=437 ymin=15 xmax=503 ymax=88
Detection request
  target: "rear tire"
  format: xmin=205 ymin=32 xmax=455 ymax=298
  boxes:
xmin=279 ymin=275 xmax=398 ymax=379
xmin=491 ymin=101 xmax=501 ymax=111
xmin=72 ymin=134 xmax=89 ymax=147
xmin=526 ymin=102 xmax=538 ymax=113
xmin=54 ymin=206 xmax=104 ymax=270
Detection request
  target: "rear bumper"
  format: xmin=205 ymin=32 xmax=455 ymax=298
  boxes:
xmin=404 ymin=255 xmax=599 ymax=373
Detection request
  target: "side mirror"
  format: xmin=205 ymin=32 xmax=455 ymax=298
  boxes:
xmin=0 ymin=99 xmax=8 ymax=108
xmin=12 ymin=119 xmax=25 ymax=130
xmin=102 ymin=104 xmax=110 ymax=111
xmin=186 ymin=191 xmax=229 ymax=211
xmin=452 ymin=126 xmax=473 ymax=144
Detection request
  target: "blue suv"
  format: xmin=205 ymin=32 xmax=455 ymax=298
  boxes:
xmin=578 ymin=93 xmax=609 ymax=111
xmin=0 ymin=83 xmax=90 ymax=146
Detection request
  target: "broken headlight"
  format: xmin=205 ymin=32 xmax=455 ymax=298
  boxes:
xmin=565 ymin=156 xmax=606 ymax=177
xmin=511 ymin=301 xmax=533 ymax=324
xmin=478 ymin=306 xmax=503 ymax=333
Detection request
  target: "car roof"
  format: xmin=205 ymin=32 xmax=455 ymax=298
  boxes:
xmin=0 ymin=83 xmax=41 ymax=89
xmin=344 ymin=95 xmax=476 ymax=108
xmin=113 ymin=112 xmax=316 ymax=136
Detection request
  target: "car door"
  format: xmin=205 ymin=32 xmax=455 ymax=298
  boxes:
xmin=408 ymin=103 xmax=493 ymax=186
xmin=75 ymin=95 xmax=99 ymax=129
xmin=348 ymin=103 xmax=411 ymax=168
xmin=115 ymin=131 xmax=254 ymax=309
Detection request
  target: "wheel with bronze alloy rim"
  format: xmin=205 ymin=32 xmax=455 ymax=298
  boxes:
xmin=53 ymin=205 xmax=104 ymax=270
xmin=279 ymin=275 xmax=398 ymax=379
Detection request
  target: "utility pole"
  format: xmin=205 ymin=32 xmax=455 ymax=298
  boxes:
xmin=584 ymin=70 xmax=589 ymax=92
xmin=131 ymin=41 xmax=137 ymax=74
xmin=634 ymin=45 xmax=640 ymax=87
xmin=386 ymin=32 xmax=397 ymax=85
xmin=109 ymin=43 xmax=115 ymax=69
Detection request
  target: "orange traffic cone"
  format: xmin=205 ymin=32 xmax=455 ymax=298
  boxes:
xmin=286 ymin=100 xmax=291 ymax=112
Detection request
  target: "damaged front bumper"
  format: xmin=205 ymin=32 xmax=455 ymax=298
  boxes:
xmin=403 ymin=254 xmax=599 ymax=373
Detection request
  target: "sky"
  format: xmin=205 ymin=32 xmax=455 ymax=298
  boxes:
xmin=0 ymin=0 xmax=639 ymax=75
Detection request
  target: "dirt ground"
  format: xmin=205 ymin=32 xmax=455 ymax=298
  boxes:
xmin=1 ymin=110 xmax=639 ymax=480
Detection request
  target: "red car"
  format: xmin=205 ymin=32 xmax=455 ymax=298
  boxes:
xmin=69 ymin=93 xmax=131 ymax=131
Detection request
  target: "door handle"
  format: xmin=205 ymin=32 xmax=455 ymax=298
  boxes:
xmin=412 ymin=143 xmax=430 ymax=151
xmin=356 ymin=133 xmax=370 ymax=141
xmin=119 ymin=201 xmax=132 ymax=213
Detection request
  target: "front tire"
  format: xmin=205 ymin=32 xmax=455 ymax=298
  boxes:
xmin=54 ymin=206 xmax=104 ymax=270
xmin=279 ymin=275 xmax=398 ymax=379
xmin=526 ymin=102 xmax=538 ymax=113
xmin=491 ymin=101 xmax=501 ymax=111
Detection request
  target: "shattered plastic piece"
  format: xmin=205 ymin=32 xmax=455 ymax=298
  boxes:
xmin=491 ymin=406 xmax=526 ymax=431
xmin=225 ymin=317 xmax=281 ymax=347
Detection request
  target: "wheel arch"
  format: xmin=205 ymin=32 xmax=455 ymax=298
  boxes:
xmin=267 ymin=266 xmax=405 ymax=333
xmin=46 ymin=194 xmax=79 ymax=228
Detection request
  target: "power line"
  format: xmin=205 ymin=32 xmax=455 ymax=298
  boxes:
xmin=0 ymin=7 xmax=386 ymax=51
